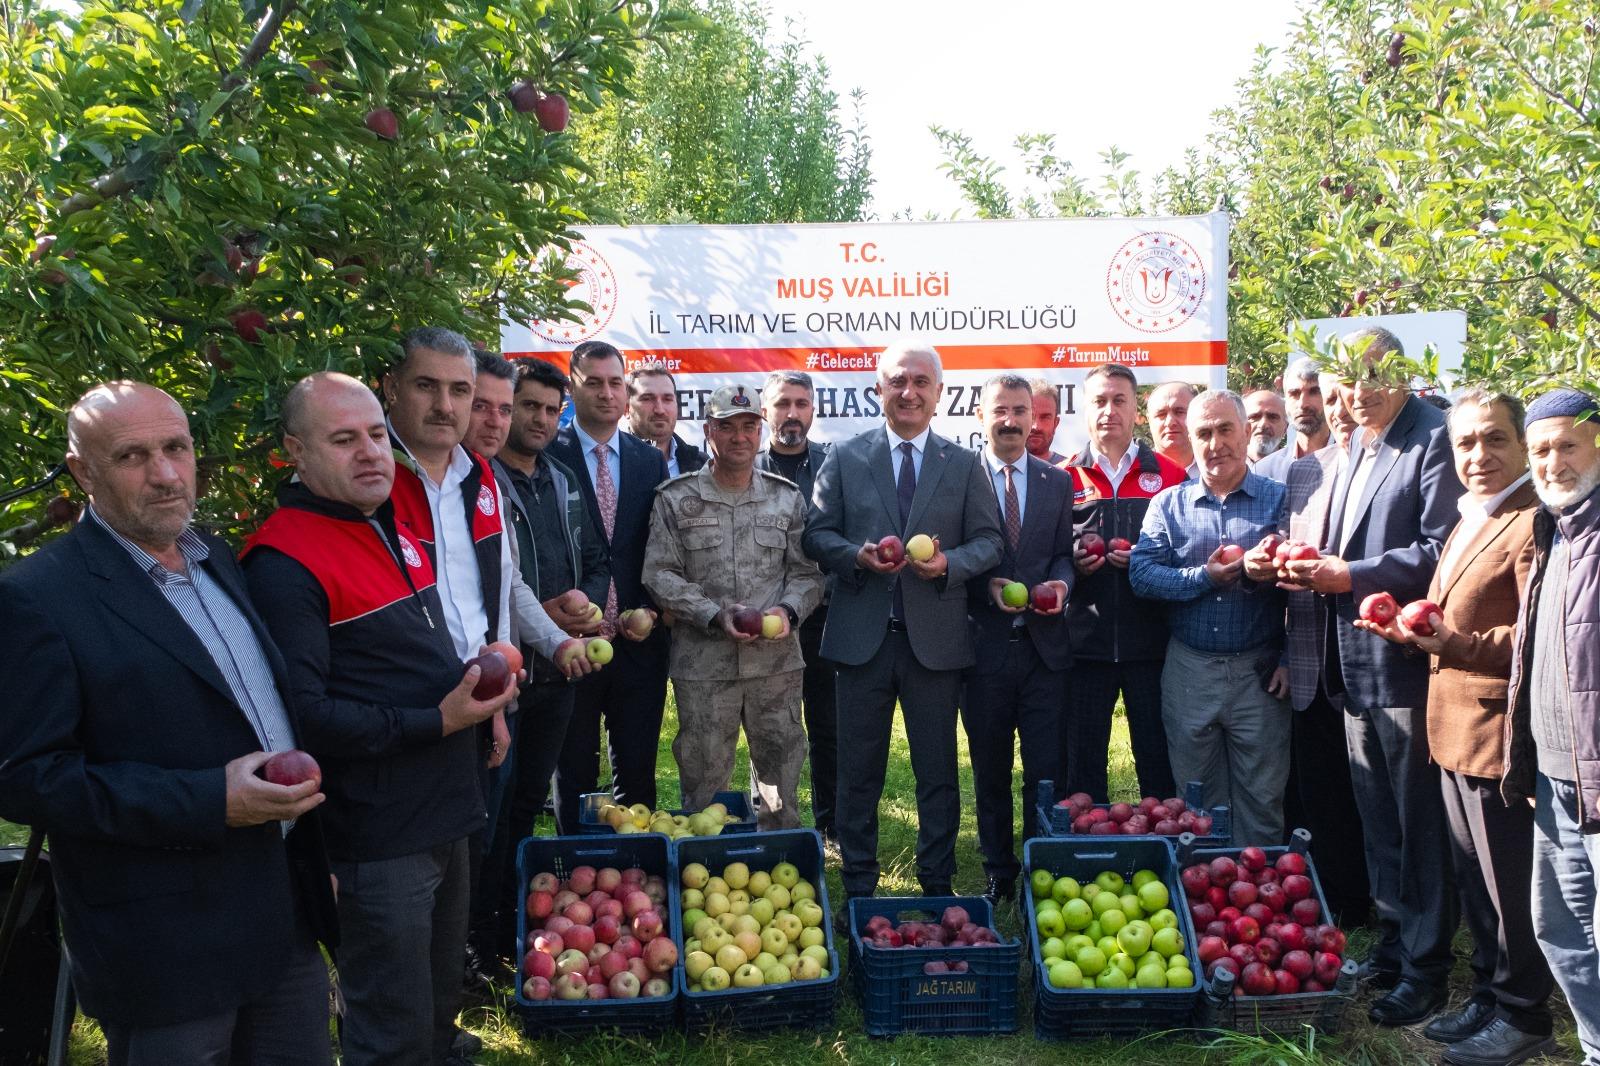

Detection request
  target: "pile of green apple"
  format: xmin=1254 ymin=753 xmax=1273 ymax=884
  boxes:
xmin=679 ymin=859 xmax=831 ymax=991
xmin=596 ymin=800 xmax=742 ymax=838
xmin=1030 ymin=866 xmax=1192 ymax=990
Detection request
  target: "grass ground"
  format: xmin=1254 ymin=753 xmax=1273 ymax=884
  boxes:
xmin=2 ymin=693 xmax=1584 ymax=1064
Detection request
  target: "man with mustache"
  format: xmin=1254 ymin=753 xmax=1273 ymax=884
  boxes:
xmin=1245 ymin=389 xmax=1289 ymax=463
xmin=804 ymin=342 xmax=1002 ymax=924
xmin=756 ymin=370 xmax=838 ymax=842
xmin=1060 ymin=363 xmax=1187 ymax=804
xmin=1256 ymin=358 xmax=1331 ymax=483
xmin=1027 ymin=378 xmax=1070 ymax=465
xmin=1275 ymin=326 xmax=1464 ymax=1027
xmin=627 ymin=363 xmax=705 ymax=476
xmin=1503 ymin=388 xmax=1600 ymax=1066
xmin=0 ymin=382 xmax=336 ymax=1064
xmin=1146 ymin=381 xmax=1198 ymax=479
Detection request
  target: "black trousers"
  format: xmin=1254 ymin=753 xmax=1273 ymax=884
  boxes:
xmin=1344 ymin=700 xmax=1456 ymax=985
xmin=1442 ymin=768 xmax=1554 ymax=1034
xmin=960 ymin=633 xmax=1066 ymax=881
xmin=835 ymin=629 xmax=962 ymax=896
xmin=554 ymin=640 xmax=668 ymax=830
xmin=514 ymin=679 xmax=579 ymax=835
xmin=1063 ymin=658 xmax=1172 ymax=802
xmin=799 ymin=611 xmax=838 ymax=836
xmin=1287 ymin=687 xmax=1372 ymax=924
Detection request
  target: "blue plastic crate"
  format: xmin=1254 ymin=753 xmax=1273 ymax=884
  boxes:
xmin=1179 ymin=829 xmax=1360 ymax=1035
xmin=1023 ymin=836 xmax=1202 ymax=1040
xmin=1034 ymin=779 xmax=1231 ymax=847
xmin=847 ymin=896 xmax=1020 ymax=1037
xmin=576 ymin=789 xmax=757 ymax=835
xmin=512 ymin=834 xmax=680 ymax=1038
xmin=671 ymin=829 xmax=838 ymax=1032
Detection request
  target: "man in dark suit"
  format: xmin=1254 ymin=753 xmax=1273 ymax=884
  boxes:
xmin=549 ymin=341 xmax=670 ymax=829
xmin=804 ymin=342 xmax=1003 ymax=915
xmin=1277 ymin=327 xmax=1465 ymax=1027
xmin=627 ymin=362 xmax=706 ymax=475
xmin=0 ymin=382 xmax=335 ymax=1064
xmin=755 ymin=369 xmax=836 ymax=841
xmin=961 ymin=374 xmax=1075 ymax=904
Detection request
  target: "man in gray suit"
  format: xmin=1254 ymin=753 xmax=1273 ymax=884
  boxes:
xmin=804 ymin=342 xmax=1003 ymax=916
xmin=1274 ymin=326 xmax=1464 ymax=1027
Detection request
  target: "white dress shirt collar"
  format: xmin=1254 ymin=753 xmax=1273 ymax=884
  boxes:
xmin=887 ymin=424 xmax=932 ymax=454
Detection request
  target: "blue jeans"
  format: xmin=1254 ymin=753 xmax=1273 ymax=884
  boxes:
xmin=1533 ymin=773 xmax=1600 ymax=1064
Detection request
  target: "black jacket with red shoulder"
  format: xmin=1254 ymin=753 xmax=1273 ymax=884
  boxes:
xmin=1059 ymin=443 xmax=1190 ymax=662
xmin=241 ymin=482 xmax=483 ymax=862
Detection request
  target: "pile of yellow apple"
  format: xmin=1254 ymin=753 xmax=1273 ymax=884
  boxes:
xmin=596 ymin=800 xmax=742 ymax=838
xmin=679 ymin=859 xmax=831 ymax=990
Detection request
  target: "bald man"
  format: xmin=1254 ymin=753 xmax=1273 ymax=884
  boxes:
xmin=0 ymin=382 xmax=337 ymax=1064
xmin=242 ymin=373 xmax=535 ymax=1066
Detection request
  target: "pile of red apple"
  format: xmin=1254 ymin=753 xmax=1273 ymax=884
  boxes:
xmin=859 ymin=905 xmax=1002 ymax=976
xmin=1180 ymin=848 xmax=1346 ymax=997
xmin=522 ymin=864 xmax=678 ymax=1002
xmin=1054 ymin=793 xmax=1215 ymax=837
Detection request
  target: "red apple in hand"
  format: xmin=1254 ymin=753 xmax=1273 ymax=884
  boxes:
xmin=1108 ymin=537 xmax=1132 ymax=552
xmin=261 ymin=749 xmax=321 ymax=788
xmin=1217 ymin=544 xmax=1245 ymax=565
xmin=1258 ymin=533 xmax=1285 ymax=556
xmin=1079 ymin=533 xmax=1106 ymax=558
xmin=486 ymin=640 xmax=524 ymax=676
xmin=1030 ymin=583 xmax=1060 ymax=612
xmin=465 ymin=650 xmax=511 ymax=700
xmin=729 ymin=607 xmax=764 ymax=637
xmin=1400 ymin=599 xmax=1442 ymax=636
xmin=877 ymin=535 xmax=905 ymax=565
xmin=1359 ymin=592 xmax=1399 ymax=625
xmin=1286 ymin=543 xmax=1320 ymax=562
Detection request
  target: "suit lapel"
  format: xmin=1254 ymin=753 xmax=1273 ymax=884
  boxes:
xmin=868 ymin=432 xmax=901 ymax=531
xmin=559 ymin=429 xmax=609 ymax=547
xmin=1438 ymin=481 xmax=1536 ymax=601
xmin=79 ymin=522 xmax=238 ymax=705
xmin=905 ymin=435 xmax=952 ymax=535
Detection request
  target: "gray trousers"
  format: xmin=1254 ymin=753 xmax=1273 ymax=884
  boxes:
xmin=103 ymin=919 xmax=330 ymax=1066
xmin=1533 ymin=773 xmax=1600 ymax=1064
xmin=1160 ymin=638 xmax=1291 ymax=848
xmin=330 ymin=838 xmax=471 ymax=1066
xmin=835 ymin=630 xmax=962 ymax=895
xmin=1344 ymin=702 xmax=1455 ymax=984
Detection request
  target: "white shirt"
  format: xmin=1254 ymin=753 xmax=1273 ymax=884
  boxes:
xmin=573 ymin=420 xmax=622 ymax=499
xmin=1091 ymin=446 xmax=1136 ymax=492
xmin=1338 ymin=419 xmax=1397 ymax=552
xmin=413 ymin=444 xmax=512 ymax=660
xmin=983 ymin=449 xmax=1028 ymax=523
xmin=887 ymin=425 xmax=931 ymax=483
xmin=1438 ymin=472 xmax=1531 ymax=585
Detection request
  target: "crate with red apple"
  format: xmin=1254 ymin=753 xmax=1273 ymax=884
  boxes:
xmin=1035 ymin=779 xmax=1231 ymax=846
xmin=513 ymin=834 xmax=681 ymax=1037
xmin=1023 ymin=837 xmax=1203 ymax=1039
xmin=671 ymin=830 xmax=839 ymax=1032
xmin=1178 ymin=829 xmax=1360 ymax=1034
xmin=847 ymin=896 xmax=1021 ymax=1036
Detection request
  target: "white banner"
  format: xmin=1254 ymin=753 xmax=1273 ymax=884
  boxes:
xmin=502 ymin=215 xmax=1231 ymax=454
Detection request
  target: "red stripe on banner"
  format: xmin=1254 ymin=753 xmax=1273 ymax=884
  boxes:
xmin=504 ymin=341 xmax=1228 ymax=374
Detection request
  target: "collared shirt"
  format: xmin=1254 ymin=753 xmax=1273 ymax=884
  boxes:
xmin=663 ymin=436 xmax=681 ymax=478
xmin=412 ymin=444 xmax=492 ymax=660
xmin=1128 ymin=471 xmax=1288 ymax=654
xmin=574 ymin=421 xmax=623 ymax=500
xmin=88 ymin=507 xmax=295 ymax=754
xmin=887 ymin=425 xmax=931 ymax=483
xmin=1091 ymin=446 xmax=1136 ymax=492
xmin=1438 ymin=473 xmax=1532 ymax=585
xmin=983 ymin=449 xmax=1029 ymax=523
xmin=1337 ymin=418 xmax=1397 ymax=551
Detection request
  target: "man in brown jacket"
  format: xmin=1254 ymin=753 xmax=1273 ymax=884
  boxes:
xmin=1357 ymin=389 xmax=1554 ymax=1066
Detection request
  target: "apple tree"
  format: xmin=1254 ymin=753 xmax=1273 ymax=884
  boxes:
xmin=0 ymin=0 xmax=690 ymax=557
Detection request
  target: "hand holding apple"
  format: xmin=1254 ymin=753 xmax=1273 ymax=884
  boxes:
xmin=618 ymin=607 xmax=657 ymax=642
xmin=1204 ymin=543 xmax=1245 ymax=586
xmin=719 ymin=605 xmax=763 ymax=643
xmin=552 ymin=637 xmax=595 ymax=678
xmin=858 ymin=538 xmax=906 ymax=574
xmin=545 ymin=590 xmax=601 ymax=635
xmin=1031 ymin=580 xmax=1068 ymax=616
xmin=1281 ymin=553 xmax=1351 ymax=594
xmin=225 ymin=750 xmax=324 ymax=828
xmin=439 ymin=657 xmax=519 ymax=736
xmin=1105 ymin=537 xmax=1133 ymax=570
xmin=905 ymin=535 xmax=947 ymax=580
xmin=991 ymin=578 xmax=1028 ymax=614
xmin=760 ymin=608 xmax=790 ymax=640
xmin=1241 ymin=540 xmax=1281 ymax=583
xmin=1074 ymin=535 xmax=1108 ymax=576
xmin=1397 ymin=601 xmax=1450 ymax=653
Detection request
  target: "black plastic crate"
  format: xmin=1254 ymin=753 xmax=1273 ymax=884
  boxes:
xmin=1034 ymin=779 xmax=1231 ymax=847
xmin=847 ymin=896 xmax=1020 ymax=1037
xmin=1180 ymin=829 xmax=1360 ymax=1035
xmin=671 ymin=830 xmax=839 ymax=1032
xmin=512 ymin=834 xmax=680 ymax=1038
xmin=576 ymin=789 xmax=757 ymax=835
xmin=1023 ymin=836 xmax=1202 ymax=1040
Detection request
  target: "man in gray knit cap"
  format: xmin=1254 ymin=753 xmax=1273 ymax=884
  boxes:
xmin=1503 ymin=386 xmax=1600 ymax=1066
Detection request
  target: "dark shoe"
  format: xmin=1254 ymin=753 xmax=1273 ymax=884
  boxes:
xmin=1368 ymin=980 xmax=1448 ymax=1027
xmin=983 ymin=877 xmax=1016 ymax=905
xmin=919 ymin=881 xmax=953 ymax=898
xmin=1354 ymin=957 xmax=1401 ymax=991
xmin=1442 ymin=1018 xmax=1557 ymax=1066
xmin=450 ymin=1027 xmax=484 ymax=1057
xmin=1425 ymin=999 xmax=1497 ymax=1044
xmin=835 ymin=891 xmax=871 ymax=937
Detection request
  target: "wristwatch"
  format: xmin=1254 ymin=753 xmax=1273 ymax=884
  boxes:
xmin=780 ymin=604 xmax=799 ymax=628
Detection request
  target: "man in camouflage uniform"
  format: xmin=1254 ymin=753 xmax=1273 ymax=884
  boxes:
xmin=643 ymin=384 xmax=824 ymax=830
